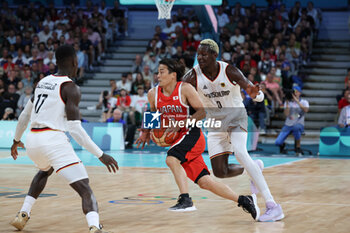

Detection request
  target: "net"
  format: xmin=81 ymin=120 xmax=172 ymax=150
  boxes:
xmin=155 ymin=0 xmax=175 ymax=19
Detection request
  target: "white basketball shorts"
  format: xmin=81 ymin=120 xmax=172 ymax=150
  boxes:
xmin=26 ymin=129 xmax=88 ymax=184
xmin=207 ymin=131 xmax=234 ymax=159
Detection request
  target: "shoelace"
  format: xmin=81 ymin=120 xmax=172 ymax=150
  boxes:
xmin=264 ymin=207 xmax=273 ymax=215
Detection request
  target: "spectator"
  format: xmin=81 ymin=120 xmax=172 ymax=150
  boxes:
xmin=96 ymin=90 xmax=117 ymax=122
xmin=38 ymin=42 xmax=48 ymax=59
xmin=263 ymin=73 xmax=283 ymax=107
xmin=216 ymin=6 xmax=230 ymax=31
xmin=162 ymin=19 xmax=176 ymax=36
xmin=230 ymin=28 xmax=245 ymax=46
xmin=239 ymin=54 xmax=257 ymax=70
xmin=129 ymin=85 xmax=148 ymax=127
xmin=87 ymin=27 xmax=102 ymax=62
xmin=110 ymin=79 xmax=120 ymax=97
xmin=74 ymin=43 xmax=85 ymax=84
xmin=182 ymin=32 xmax=200 ymax=52
xmin=131 ymin=54 xmax=143 ymax=73
xmin=275 ymin=86 xmax=309 ymax=155
xmin=13 ymin=48 xmax=29 ymax=67
xmin=22 ymin=69 xmax=33 ymax=88
xmin=147 ymin=53 xmax=159 ymax=73
xmin=44 ymin=51 xmax=56 ymax=66
xmin=130 ymin=72 xmax=145 ymax=95
xmin=338 ymin=95 xmax=350 ymax=128
xmin=116 ymin=88 xmax=132 ymax=112
xmin=3 ymin=55 xmax=15 ymax=72
xmin=5 ymin=83 xmax=20 ymax=111
xmin=344 ymin=68 xmax=350 ymax=88
xmin=111 ymin=0 xmax=128 ymax=36
xmin=117 ymin=73 xmax=132 ymax=93
xmin=37 ymin=25 xmax=52 ymax=43
xmin=80 ymin=32 xmax=94 ymax=70
xmin=338 ymin=89 xmax=350 ymax=111
xmin=258 ymin=53 xmax=275 ymax=79
xmin=17 ymin=86 xmax=33 ymax=115
xmin=106 ymin=108 xmax=126 ymax=124
xmin=142 ymin=65 xmax=153 ymax=82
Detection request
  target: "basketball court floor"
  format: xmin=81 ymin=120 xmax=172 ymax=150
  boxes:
xmin=1 ymin=148 xmax=350 ymax=233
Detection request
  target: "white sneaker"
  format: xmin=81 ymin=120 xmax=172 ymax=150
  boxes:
xmin=250 ymin=159 xmax=264 ymax=194
xmin=259 ymin=129 xmax=267 ymax=135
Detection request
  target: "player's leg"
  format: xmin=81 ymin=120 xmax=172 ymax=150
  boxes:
xmin=166 ymin=156 xmax=188 ymax=194
xmin=166 ymin=129 xmax=204 ymax=212
xmin=53 ymin=141 xmax=108 ymax=232
xmin=275 ymin=125 xmax=293 ymax=153
xmin=292 ymin=124 xmax=304 ymax=155
xmin=28 ymin=167 xmax=54 ymax=198
xmin=185 ymin=152 xmax=259 ymax=221
xmin=196 ymin=174 xmax=259 ymax=220
xmin=210 ymin=154 xmax=244 ymax=178
xmin=230 ymin=127 xmax=284 ymax=222
xmin=208 ymin=132 xmax=244 ymax=178
xmin=10 ymin=145 xmax=53 ymax=231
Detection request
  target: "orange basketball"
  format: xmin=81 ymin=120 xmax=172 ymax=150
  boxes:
xmin=151 ymin=128 xmax=179 ymax=147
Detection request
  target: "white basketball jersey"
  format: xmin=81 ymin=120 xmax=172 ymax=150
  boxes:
xmin=30 ymin=75 xmax=72 ymax=131
xmin=193 ymin=61 xmax=246 ymax=123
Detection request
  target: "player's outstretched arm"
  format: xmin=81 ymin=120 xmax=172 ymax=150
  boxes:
xmin=62 ymin=82 xmax=119 ymax=173
xmin=135 ymin=88 xmax=155 ymax=149
xmin=182 ymin=69 xmax=197 ymax=89
xmin=226 ymin=65 xmax=264 ymax=102
xmin=11 ymin=98 xmax=34 ymax=160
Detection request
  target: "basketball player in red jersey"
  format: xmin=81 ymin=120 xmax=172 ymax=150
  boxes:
xmin=136 ymin=58 xmax=260 ymax=220
xmin=183 ymin=39 xmax=284 ymax=222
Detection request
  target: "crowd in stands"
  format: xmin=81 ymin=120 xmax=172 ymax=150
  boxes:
xmin=0 ymin=0 xmax=128 ymax=121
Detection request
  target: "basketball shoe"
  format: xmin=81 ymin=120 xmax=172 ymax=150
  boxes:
xmin=168 ymin=195 xmax=197 ymax=212
xmin=10 ymin=211 xmax=30 ymax=230
xmin=258 ymin=201 xmax=285 ymax=222
xmin=89 ymin=225 xmax=109 ymax=233
xmin=237 ymin=194 xmax=260 ymax=221
xmin=250 ymin=159 xmax=264 ymax=194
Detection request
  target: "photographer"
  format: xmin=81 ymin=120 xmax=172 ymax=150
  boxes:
xmin=2 ymin=107 xmax=16 ymax=121
xmin=275 ymin=86 xmax=309 ymax=155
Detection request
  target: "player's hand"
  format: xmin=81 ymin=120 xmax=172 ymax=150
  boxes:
xmin=135 ymin=129 xmax=151 ymax=149
xmin=99 ymin=153 xmax=119 ymax=173
xmin=246 ymin=84 xmax=260 ymax=99
xmin=166 ymin=125 xmax=181 ymax=140
xmin=11 ymin=140 xmax=25 ymax=160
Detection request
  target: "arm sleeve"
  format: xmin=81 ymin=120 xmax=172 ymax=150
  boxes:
xmin=14 ymin=100 xmax=33 ymax=142
xmin=253 ymin=90 xmax=264 ymax=102
xmin=66 ymin=120 xmax=103 ymax=158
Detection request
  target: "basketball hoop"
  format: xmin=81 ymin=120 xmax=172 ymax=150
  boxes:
xmin=155 ymin=0 xmax=175 ymax=20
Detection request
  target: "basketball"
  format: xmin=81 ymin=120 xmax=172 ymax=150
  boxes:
xmin=151 ymin=128 xmax=179 ymax=147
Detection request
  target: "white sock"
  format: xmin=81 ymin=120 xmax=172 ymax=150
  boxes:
xmin=20 ymin=195 xmax=36 ymax=216
xmin=86 ymin=211 xmax=100 ymax=229
xmin=230 ymin=130 xmax=276 ymax=205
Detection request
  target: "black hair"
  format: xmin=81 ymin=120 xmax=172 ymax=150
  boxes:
xmin=55 ymin=45 xmax=75 ymax=67
xmin=159 ymin=58 xmax=185 ymax=82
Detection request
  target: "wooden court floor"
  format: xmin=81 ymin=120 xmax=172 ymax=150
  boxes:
xmin=1 ymin=151 xmax=350 ymax=233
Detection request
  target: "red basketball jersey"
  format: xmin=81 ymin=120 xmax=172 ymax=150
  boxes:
xmin=155 ymin=81 xmax=190 ymax=134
